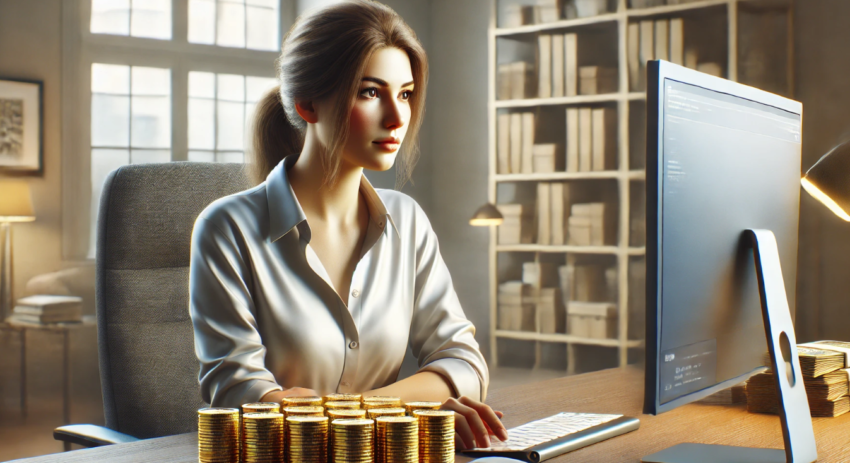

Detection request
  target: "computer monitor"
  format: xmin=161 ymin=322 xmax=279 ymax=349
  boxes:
xmin=643 ymin=60 xmax=803 ymax=414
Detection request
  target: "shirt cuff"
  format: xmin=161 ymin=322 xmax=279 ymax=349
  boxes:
xmin=418 ymin=358 xmax=483 ymax=402
xmin=215 ymin=379 xmax=282 ymax=408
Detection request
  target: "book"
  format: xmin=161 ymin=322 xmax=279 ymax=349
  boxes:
xmin=550 ymin=182 xmax=569 ymax=245
xmin=497 ymin=64 xmax=512 ymax=100
xmin=574 ymin=0 xmax=607 ymax=17
xmin=669 ymin=18 xmax=684 ymax=65
xmin=551 ymin=34 xmax=565 ymax=98
xmin=627 ymin=22 xmax=640 ymax=91
xmin=532 ymin=144 xmax=561 ymax=173
xmin=510 ymin=112 xmax=522 ymax=173
xmin=654 ymin=19 xmax=669 ymax=62
xmin=536 ymin=287 xmax=565 ymax=334
xmin=537 ymin=182 xmax=552 ymax=245
xmin=12 ymin=295 xmax=83 ymax=323
xmin=567 ymin=301 xmax=617 ymax=339
xmin=497 ymin=113 xmax=510 ymax=174
xmin=504 ymin=4 xmax=524 ymax=28
xmin=578 ymin=66 xmax=617 ymax=95
xmin=566 ymin=107 xmax=579 ymax=172
xmin=511 ymin=61 xmax=534 ymax=100
xmin=535 ymin=0 xmax=560 ymax=23
xmin=564 ymin=33 xmax=578 ymax=97
xmin=498 ymin=281 xmax=535 ymax=331
xmin=578 ymin=108 xmax=593 ymax=172
xmin=521 ymin=112 xmax=536 ymax=173
xmin=591 ymin=107 xmax=617 ymax=171
xmin=558 ymin=263 xmax=575 ymax=308
xmin=639 ymin=20 xmax=654 ymax=91
xmin=538 ymin=34 xmax=552 ymax=98
xmin=497 ymin=204 xmax=535 ymax=244
xmin=568 ymin=215 xmax=592 ymax=246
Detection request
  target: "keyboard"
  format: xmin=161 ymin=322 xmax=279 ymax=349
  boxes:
xmin=461 ymin=412 xmax=640 ymax=463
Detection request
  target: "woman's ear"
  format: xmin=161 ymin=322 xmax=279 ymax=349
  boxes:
xmin=295 ymin=100 xmax=319 ymax=124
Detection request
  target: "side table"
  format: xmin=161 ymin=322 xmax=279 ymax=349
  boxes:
xmin=1 ymin=315 xmax=96 ymax=427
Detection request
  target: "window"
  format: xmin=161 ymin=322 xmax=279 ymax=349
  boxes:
xmin=188 ymin=0 xmax=280 ymax=51
xmin=90 ymin=0 xmax=172 ymax=40
xmin=188 ymin=72 xmax=278 ymax=163
xmin=63 ymin=1 xmax=292 ymax=261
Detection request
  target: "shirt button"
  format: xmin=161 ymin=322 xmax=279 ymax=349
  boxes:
xmin=349 ymin=341 xmax=359 ymax=349
xmin=351 ymin=289 xmax=360 ymax=298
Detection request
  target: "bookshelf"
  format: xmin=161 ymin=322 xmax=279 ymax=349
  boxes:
xmin=487 ymin=0 xmax=794 ymax=373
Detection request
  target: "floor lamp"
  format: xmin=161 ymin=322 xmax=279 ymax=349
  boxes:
xmin=0 ymin=180 xmax=36 ymax=322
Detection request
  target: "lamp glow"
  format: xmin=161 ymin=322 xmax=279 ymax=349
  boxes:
xmin=469 ymin=203 xmax=503 ymax=227
xmin=801 ymin=177 xmax=850 ymax=222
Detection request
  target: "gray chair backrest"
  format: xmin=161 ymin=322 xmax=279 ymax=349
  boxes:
xmin=96 ymin=162 xmax=252 ymax=439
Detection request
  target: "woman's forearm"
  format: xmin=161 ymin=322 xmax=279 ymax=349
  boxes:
xmin=362 ymin=371 xmax=455 ymax=403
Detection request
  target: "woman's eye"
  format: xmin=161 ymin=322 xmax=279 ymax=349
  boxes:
xmin=361 ymin=88 xmax=378 ymax=98
xmin=401 ymin=90 xmax=413 ymax=100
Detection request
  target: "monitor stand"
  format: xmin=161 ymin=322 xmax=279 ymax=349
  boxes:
xmin=642 ymin=229 xmax=818 ymax=463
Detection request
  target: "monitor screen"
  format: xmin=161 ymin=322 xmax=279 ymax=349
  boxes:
xmin=645 ymin=61 xmax=803 ymax=414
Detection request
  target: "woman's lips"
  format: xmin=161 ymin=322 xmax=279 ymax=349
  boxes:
xmin=373 ymin=141 xmax=400 ymax=152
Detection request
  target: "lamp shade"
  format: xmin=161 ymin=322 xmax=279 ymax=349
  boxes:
xmin=469 ymin=202 xmax=504 ymax=226
xmin=0 ymin=180 xmax=36 ymax=222
xmin=802 ymin=140 xmax=850 ymax=221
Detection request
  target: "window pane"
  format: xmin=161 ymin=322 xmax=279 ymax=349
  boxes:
xmin=91 ymin=0 xmax=130 ymax=35
xmin=132 ymin=67 xmax=171 ymax=96
xmin=217 ymin=152 xmax=244 ymax=163
xmin=245 ymin=102 xmax=257 ymax=130
xmin=92 ymin=94 xmax=130 ymax=146
xmin=131 ymin=95 xmax=171 ymax=148
xmin=131 ymin=0 xmax=172 ymax=39
xmin=217 ymin=74 xmax=244 ymax=102
xmin=246 ymin=5 xmax=278 ymax=51
xmin=189 ymin=71 xmax=215 ymax=98
xmin=92 ymin=63 xmax=129 ymax=94
xmin=189 ymin=98 xmax=215 ymax=149
xmin=245 ymin=76 xmax=277 ymax=102
xmin=90 ymin=149 xmax=130 ymax=259
xmin=131 ymin=149 xmax=171 ymax=164
xmin=188 ymin=0 xmax=215 ymax=44
xmin=217 ymin=101 xmax=244 ymax=150
xmin=188 ymin=150 xmax=215 ymax=162
xmin=217 ymin=2 xmax=246 ymax=48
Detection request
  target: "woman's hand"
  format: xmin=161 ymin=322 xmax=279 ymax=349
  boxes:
xmin=441 ymin=396 xmax=508 ymax=450
xmin=260 ymin=387 xmax=320 ymax=406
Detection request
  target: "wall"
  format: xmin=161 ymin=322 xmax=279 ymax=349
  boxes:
xmin=0 ymin=0 xmax=70 ymax=309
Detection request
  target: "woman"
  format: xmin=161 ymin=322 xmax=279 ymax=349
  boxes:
xmin=189 ymin=0 xmax=507 ymax=450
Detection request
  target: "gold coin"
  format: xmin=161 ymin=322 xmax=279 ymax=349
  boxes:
xmin=241 ymin=402 xmax=281 ymax=414
xmin=403 ymin=401 xmax=442 ymax=415
xmin=325 ymin=393 xmax=363 ymax=403
xmin=282 ymin=396 xmax=323 ymax=407
xmin=283 ymin=405 xmax=325 ymax=417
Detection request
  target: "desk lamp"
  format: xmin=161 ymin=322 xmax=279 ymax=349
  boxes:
xmin=469 ymin=202 xmax=504 ymax=226
xmin=0 ymin=180 xmax=36 ymax=322
xmin=801 ymin=139 xmax=850 ymax=220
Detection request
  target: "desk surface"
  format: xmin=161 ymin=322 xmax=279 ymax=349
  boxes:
xmin=12 ymin=367 xmax=850 ymax=462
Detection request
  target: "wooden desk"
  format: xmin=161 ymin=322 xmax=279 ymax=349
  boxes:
xmin=12 ymin=367 xmax=850 ymax=462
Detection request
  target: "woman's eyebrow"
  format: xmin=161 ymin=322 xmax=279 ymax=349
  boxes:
xmin=362 ymin=76 xmax=415 ymax=87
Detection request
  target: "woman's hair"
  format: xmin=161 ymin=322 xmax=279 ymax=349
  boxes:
xmin=247 ymin=0 xmax=428 ymax=189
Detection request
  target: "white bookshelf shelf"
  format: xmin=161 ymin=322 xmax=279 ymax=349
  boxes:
xmin=487 ymin=0 xmax=792 ymax=373
xmin=495 ymin=330 xmax=644 ymax=348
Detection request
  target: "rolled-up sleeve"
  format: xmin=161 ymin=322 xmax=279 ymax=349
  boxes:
xmin=407 ymin=204 xmax=490 ymax=402
xmin=189 ymin=214 xmax=282 ymax=407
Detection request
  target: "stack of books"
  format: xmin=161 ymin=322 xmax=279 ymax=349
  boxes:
xmin=568 ymin=202 xmax=607 ymax=246
xmin=534 ymin=33 xmax=578 ymax=99
xmin=559 ymin=259 xmax=618 ymax=340
xmin=7 ymin=295 xmax=83 ymax=325
xmin=497 ymin=282 xmax=535 ymax=332
xmin=497 ymin=112 xmax=564 ymax=174
xmin=522 ymin=262 xmax=565 ymax=334
xmin=628 ymin=17 xmax=722 ymax=91
xmin=496 ymin=203 xmax=535 ymax=245
xmin=504 ymin=0 xmax=561 ymax=28
xmin=746 ymin=341 xmax=850 ymax=417
xmin=497 ymin=62 xmax=536 ymax=100
xmin=578 ymin=66 xmax=618 ymax=95
xmin=536 ymin=182 xmax=571 ymax=245
xmin=566 ymin=107 xmax=616 ymax=173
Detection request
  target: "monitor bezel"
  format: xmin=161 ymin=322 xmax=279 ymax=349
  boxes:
xmin=643 ymin=59 xmax=803 ymax=415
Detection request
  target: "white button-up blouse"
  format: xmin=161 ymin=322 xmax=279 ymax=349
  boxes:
xmin=189 ymin=155 xmax=489 ymax=408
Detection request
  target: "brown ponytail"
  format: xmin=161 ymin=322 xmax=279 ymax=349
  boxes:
xmin=246 ymin=0 xmax=428 ymax=189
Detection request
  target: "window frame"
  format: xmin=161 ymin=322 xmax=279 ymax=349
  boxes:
xmin=61 ymin=0 xmax=294 ymax=261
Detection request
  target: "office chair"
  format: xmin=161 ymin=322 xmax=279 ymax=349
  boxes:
xmin=54 ymin=162 xmax=252 ymax=448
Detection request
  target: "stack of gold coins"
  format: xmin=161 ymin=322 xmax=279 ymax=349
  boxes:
xmin=327 ymin=409 xmax=368 ymax=459
xmin=363 ymin=396 xmax=402 ymax=409
xmin=376 ymin=416 xmax=418 ymax=463
xmin=324 ymin=393 xmax=362 ymax=404
xmin=283 ymin=396 xmax=323 ymax=407
xmin=403 ymin=402 xmax=441 ymax=416
xmin=331 ymin=418 xmax=374 ymax=463
xmin=242 ymin=412 xmax=284 ymax=463
xmin=283 ymin=406 xmax=325 ymax=418
xmin=325 ymin=401 xmax=362 ymax=413
xmin=198 ymin=408 xmax=240 ymax=463
xmin=242 ymin=402 xmax=281 ymax=414
xmin=286 ymin=415 xmax=328 ymax=463
xmin=366 ymin=407 xmax=406 ymax=421
xmin=414 ymin=410 xmax=455 ymax=463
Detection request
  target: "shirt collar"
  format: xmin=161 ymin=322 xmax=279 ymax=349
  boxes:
xmin=266 ymin=155 xmax=400 ymax=243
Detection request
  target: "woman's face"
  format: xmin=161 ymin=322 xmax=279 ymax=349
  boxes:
xmin=341 ymin=46 xmax=414 ymax=172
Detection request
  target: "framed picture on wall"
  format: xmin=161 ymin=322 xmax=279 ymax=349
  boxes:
xmin=0 ymin=77 xmax=43 ymax=175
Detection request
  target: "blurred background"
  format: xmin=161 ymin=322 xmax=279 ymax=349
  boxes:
xmin=0 ymin=0 xmax=848 ymax=459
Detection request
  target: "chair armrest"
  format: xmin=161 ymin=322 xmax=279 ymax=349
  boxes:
xmin=53 ymin=424 xmax=140 ymax=448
